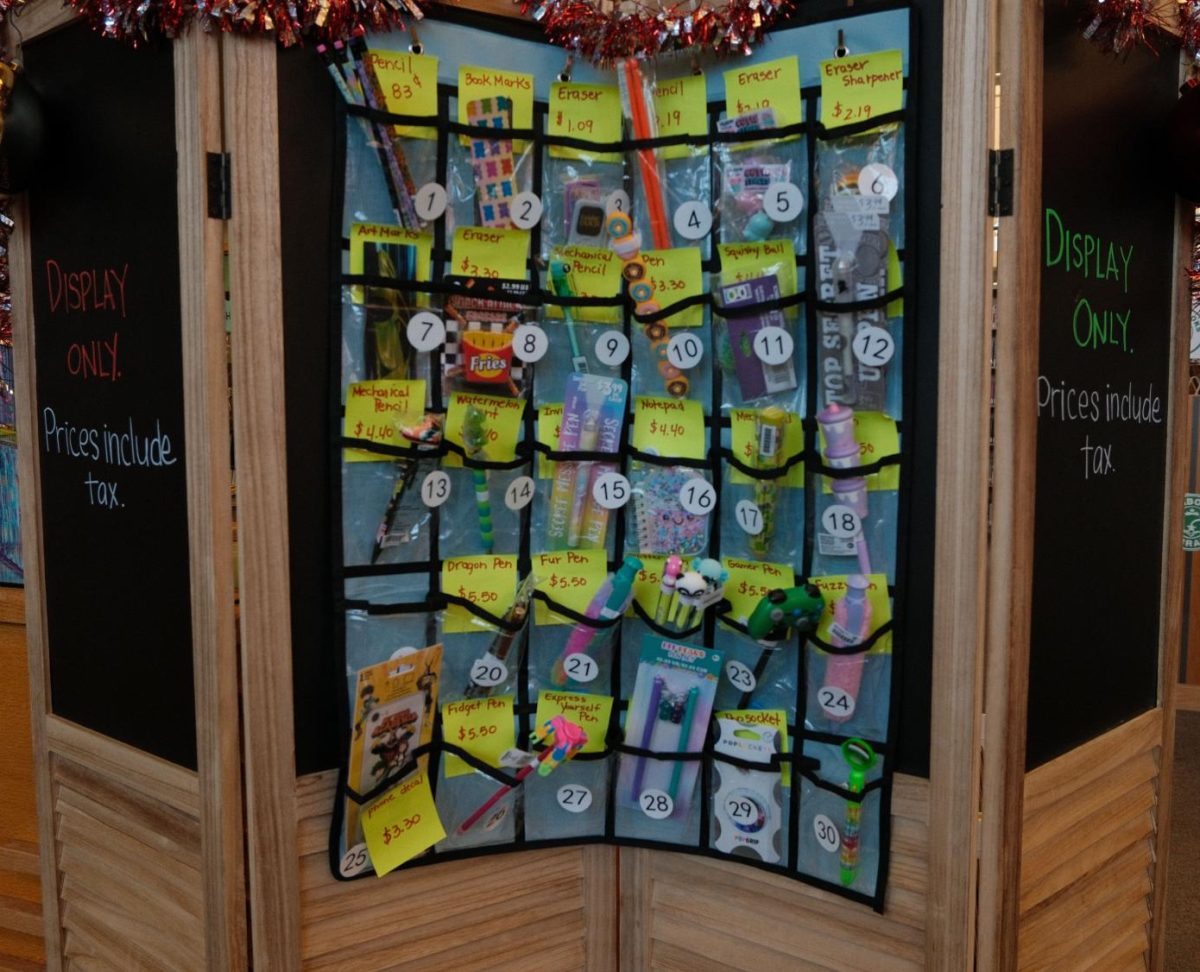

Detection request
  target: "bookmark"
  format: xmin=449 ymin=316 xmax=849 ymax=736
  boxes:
xmin=466 ymin=97 xmax=517 ymax=228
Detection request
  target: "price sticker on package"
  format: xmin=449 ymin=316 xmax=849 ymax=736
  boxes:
xmin=362 ymin=770 xmax=446 ymax=877
xmin=442 ymin=696 xmax=516 ymax=778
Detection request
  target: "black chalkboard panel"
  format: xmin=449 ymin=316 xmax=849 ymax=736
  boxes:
xmin=1027 ymin=6 xmax=1178 ymax=769
xmin=25 ymin=24 xmax=197 ymax=769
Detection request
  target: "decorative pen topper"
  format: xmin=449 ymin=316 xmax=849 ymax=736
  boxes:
xmin=840 ymin=738 xmax=878 ymax=887
xmin=746 ymin=584 xmax=825 ymax=646
xmin=462 ymin=405 xmax=495 ymax=555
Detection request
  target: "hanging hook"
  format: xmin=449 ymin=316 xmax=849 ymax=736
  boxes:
xmin=408 ymin=23 xmax=423 ymax=56
xmin=558 ymin=53 xmax=574 ymax=83
xmin=835 ymin=28 xmax=849 ymax=58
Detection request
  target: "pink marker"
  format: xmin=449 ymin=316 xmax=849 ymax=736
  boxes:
xmin=654 ymin=555 xmax=683 ymax=626
xmin=823 ymin=574 xmax=872 ymax=723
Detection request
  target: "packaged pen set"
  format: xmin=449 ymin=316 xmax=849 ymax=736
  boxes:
xmin=324 ymin=11 xmax=916 ymax=911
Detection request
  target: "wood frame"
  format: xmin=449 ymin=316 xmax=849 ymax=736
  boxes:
xmin=8 ymin=7 xmax=245 ymax=969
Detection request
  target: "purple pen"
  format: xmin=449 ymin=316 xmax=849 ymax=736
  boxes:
xmin=630 ymin=675 xmax=666 ymax=802
xmin=817 ymin=402 xmax=873 ymax=574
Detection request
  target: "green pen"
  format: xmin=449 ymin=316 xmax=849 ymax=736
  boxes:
xmin=667 ymin=685 xmax=699 ymax=802
xmin=839 ymin=738 xmax=878 ymax=887
xmin=550 ymin=257 xmax=588 ymax=373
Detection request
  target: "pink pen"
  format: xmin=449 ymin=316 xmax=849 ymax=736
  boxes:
xmin=823 ymin=574 xmax=872 ymax=723
xmin=654 ymin=555 xmax=683 ymax=626
xmin=551 ymin=557 xmax=642 ymax=686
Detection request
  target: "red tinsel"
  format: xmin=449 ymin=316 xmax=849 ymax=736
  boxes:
xmin=520 ymin=0 xmax=794 ymax=63
xmin=1181 ymin=1 xmax=1200 ymax=61
xmin=1079 ymin=0 xmax=1171 ymax=55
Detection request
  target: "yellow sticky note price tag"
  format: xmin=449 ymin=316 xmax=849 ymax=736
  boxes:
xmin=348 ymin=222 xmax=433 ymax=305
xmin=810 ymin=574 xmax=892 ymax=655
xmin=343 ymin=380 xmax=427 ymax=462
xmin=458 ymin=65 xmax=534 ymax=150
xmin=368 ymin=48 xmax=438 ymax=139
xmin=443 ymin=391 xmax=525 ymax=469
xmin=450 ymin=226 xmax=530 ymax=283
xmin=654 ymin=74 xmax=708 ymax=161
xmin=724 ymin=56 xmax=802 ymax=130
xmin=721 ymin=557 xmax=794 ymax=625
xmin=632 ymin=397 xmax=707 ymax=461
xmin=534 ymin=691 xmax=613 ymax=754
xmin=533 ymin=549 xmax=609 ymax=625
xmin=642 ymin=248 xmax=703 ymax=328
xmin=820 ymin=49 xmax=904 ymax=130
xmin=715 ymin=708 xmax=791 ymax=785
xmin=362 ymin=769 xmax=446 ymax=877
xmin=728 ymin=408 xmax=804 ymax=487
xmin=548 ymin=82 xmax=622 ymax=163
xmin=545 ymin=246 xmax=623 ymax=325
xmin=537 ymin=403 xmax=563 ymax=480
xmin=441 ymin=555 xmax=519 ymax=634
xmin=717 ymin=240 xmax=798 ymax=304
xmin=818 ymin=410 xmax=900 ymax=492
xmin=442 ymin=696 xmax=516 ymax=778
xmin=630 ymin=555 xmax=669 ymax=619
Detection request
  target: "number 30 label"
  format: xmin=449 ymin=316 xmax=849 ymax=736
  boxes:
xmin=813 ymin=814 xmax=841 ymax=852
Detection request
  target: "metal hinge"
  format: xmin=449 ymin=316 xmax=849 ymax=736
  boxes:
xmin=988 ymin=148 xmax=1014 ymax=217
xmin=206 ymin=152 xmax=231 ymax=220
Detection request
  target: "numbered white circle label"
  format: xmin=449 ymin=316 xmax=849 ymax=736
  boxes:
xmin=470 ymin=654 xmax=509 ymax=687
xmin=605 ymin=189 xmax=631 ymax=217
xmin=673 ymin=201 xmax=713 ymax=240
xmin=725 ymin=795 xmax=762 ymax=826
xmin=753 ymin=326 xmax=794 ymax=366
xmin=504 ymin=475 xmax=536 ymax=511
xmin=667 ymin=332 xmax=704 ymax=370
xmin=592 ymin=471 xmax=631 ymax=510
xmin=726 ymin=659 xmax=757 ymax=692
xmin=735 ymin=499 xmax=764 ymax=536
xmin=678 ymin=479 xmax=716 ymax=516
xmin=858 ymin=163 xmax=899 ymax=201
xmin=407 ymin=311 xmax=446 ymax=352
xmin=852 ymin=326 xmax=896 ymax=368
xmin=640 ymin=788 xmax=675 ymax=820
xmin=510 ymin=191 xmax=543 ymax=229
xmin=813 ymin=813 xmax=841 ymax=852
xmin=562 ymin=653 xmax=599 ymax=684
xmin=557 ymin=784 xmax=593 ymax=813
xmin=339 ymin=843 xmax=372 ymax=877
xmin=818 ymin=685 xmax=857 ymax=719
xmin=595 ymin=330 xmax=630 ymax=367
xmin=421 ymin=470 xmax=452 ymax=508
xmin=414 ymin=182 xmax=448 ymax=221
xmin=763 ymin=182 xmax=804 ymax=223
xmin=513 ymin=323 xmax=549 ymax=363
xmin=821 ymin=505 xmax=862 ymax=539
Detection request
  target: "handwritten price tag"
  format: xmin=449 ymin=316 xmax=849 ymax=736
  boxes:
xmin=716 ymin=708 xmax=790 ymax=784
xmin=441 ymin=555 xmax=518 ymax=634
xmin=444 ymin=391 xmax=526 ymax=469
xmin=458 ymin=65 xmax=534 ymax=149
xmin=362 ymin=770 xmax=445 ymax=877
xmin=450 ymin=226 xmax=530 ymax=283
xmin=653 ymin=74 xmax=708 ymax=161
xmin=535 ymin=691 xmax=613 ymax=754
xmin=721 ymin=557 xmax=794 ymax=624
xmin=630 ymin=555 xmax=668 ymax=618
xmin=348 ymin=223 xmax=433 ymax=305
xmin=723 ymin=56 xmax=801 ymax=130
xmin=811 ymin=573 xmax=892 ymax=655
xmin=537 ymin=403 xmax=563 ymax=480
xmin=343 ymin=380 xmax=427 ymax=463
xmin=442 ymin=696 xmax=515 ymax=778
xmin=533 ymin=549 xmax=609 ymax=624
xmin=549 ymin=82 xmax=622 ymax=163
xmin=371 ymin=49 xmax=438 ymax=139
xmin=729 ymin=408 xmax=804 ymax=487
xmin=717 ymin=240 xmax=798 ymax=302
xmin=820 ymin=49 xmax=904 ymax=131
xmin=816 ymin=410 xmax=900 ymax=492
xmin=632 ymin=397 xmax=706 ymax=461
xmin=641 ymin=249 xmax=703 ymax=327
xmin=545 ymin=246 xmax=622 ymax=325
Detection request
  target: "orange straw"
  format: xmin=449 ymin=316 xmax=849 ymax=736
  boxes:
xmin=622 ymin=59 xmax=672 ymax=250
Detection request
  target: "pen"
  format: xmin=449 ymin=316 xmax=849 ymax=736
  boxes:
xmin=552 ymin=556 xmax=642 ymax=686
xmin=370 ymin=458 xmax=419 ymax=564
xmin=464 ymin=573 xmax=537 ymax=698
xmin=666 ymin=685 xmax=699 ymax=802
xmin=462 ymin=406 xmax=494 ymax=555
xmin=618 ymin=58 xmax=671 ymax=249
xmin=630 ymin=675 xmax=666 ymax=802
xmin=751 ymin=407 xmax=788 ymax=558
xmin=654 ymin=555 xmax=683 ymax=626
xmin=550 ymin=258 xmax=588 ymax=374
xmin=839 ymin=738 xmax=877 ymax=887
xmin=817 ymin=402 xmax=873 ymax=575
xmin=823 ymin=574 xmax=872 ymax=722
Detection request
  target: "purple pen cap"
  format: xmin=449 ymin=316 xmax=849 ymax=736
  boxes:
xmin=831 ymin=476 xmax=869 ymax=519
xmin=817 ymin=402 xmax=860 ymax=466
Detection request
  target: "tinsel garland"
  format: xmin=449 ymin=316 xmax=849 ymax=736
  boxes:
xmin=518 ymin=0 xmax=794 ymax=62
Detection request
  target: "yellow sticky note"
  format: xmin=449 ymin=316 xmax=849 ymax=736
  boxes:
xmin=533 ymin=549 xmax=609 ymax=624
xmin=537 ymin=403 xmax=562 ymax=480
xmin=348 ymin=222 xmax=433 ymax=304
xmin=729 ymin=408 xmax=804 ymax=487
xmin=718 ymin=240 xmax=797 ymax=301
xmin=630 ymin=555 xmax=669 ymax=619
xmin=443 ymin=391 xmax=526 ymax=469
xmin=368 ymin=48 xmax=438 ymax=139
xmin=343 ymin=380 xmax=426 ymax=462
xmin=535 ymin=691 xmax=613 ymax=754
xmin=724 ymin=56 xmax=802 ymax=130
xmin=654 ymin=74 xmax=708 ymax=161
xmin=441 ymin=555 xmax=518 ymax=634
xmin=458 ymin=65 xmax=534 ymax=149
xmin=450 ymin=226 xmax=530 ymax=282
xmin=715 ymin=708 xmax=791 ymax=785
xmin=886 ymin=241 xmax=903 ymax=318
xmin=820 ymin=49 xmax=904 ymax=130
xmin=362 ymin=769 xmax=445 ymax=877
xmin=810 ymin=574 xmax=892 ymax=655
xmin=546 ymin=246 xmax=623 ymax=324
xmin=721 ymin=557 xmax=794 ymax=624
xmin=548 ymin=82 xmax=622 ymax=164
xmin=632 ymin=397 xmax=707 ymax=461
xmin=641 ymin=248 xmax=703 ymax=328
xmin=442 ymin=696 xmax=516 ymax=778
xmin=818 ymin=410 xmax=900 ymax=492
